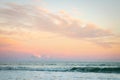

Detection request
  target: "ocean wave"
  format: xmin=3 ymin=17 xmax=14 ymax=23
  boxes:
xmin=0 ymin=66 xmax=66 ymax=72
xmin=69 ymin=67 xmax=120 ymax=73
xmin=0 ymin=66 xmax=120 ymax=73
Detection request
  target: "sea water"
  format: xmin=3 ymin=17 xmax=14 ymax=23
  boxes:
xmin=0 ymin=62 xmax=120 ymax=80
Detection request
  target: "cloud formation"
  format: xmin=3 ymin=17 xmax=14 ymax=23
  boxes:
xmin=0 ymin=3 xmax=113 ymax=39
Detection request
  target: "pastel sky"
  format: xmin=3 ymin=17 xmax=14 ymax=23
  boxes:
xmin=0 ymin=0 xmax=120 ymax=61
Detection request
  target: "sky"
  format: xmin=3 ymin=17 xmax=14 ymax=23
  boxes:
xmin=0 ymin=0 xmax=120 ymax=62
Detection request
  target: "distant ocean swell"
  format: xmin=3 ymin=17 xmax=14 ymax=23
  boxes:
xmin=0 ymin=66 xmax=120 ymax=73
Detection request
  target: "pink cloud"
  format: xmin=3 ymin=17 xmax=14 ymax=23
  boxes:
xmin=0 ymin=3 xmax=113 ymax=43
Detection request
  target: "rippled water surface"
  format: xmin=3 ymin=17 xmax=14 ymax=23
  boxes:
xmin=0 ymin=62 xmax=120 ymax=80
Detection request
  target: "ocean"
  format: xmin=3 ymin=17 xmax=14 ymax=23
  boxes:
xmin=0 ymin=61 xmax=120 ymax=80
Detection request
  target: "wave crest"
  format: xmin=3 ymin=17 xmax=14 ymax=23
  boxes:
xmin=70 ymin=67 xmax=120 ymax=73
xmin=0 ymin=66 xmax=120 ymax=73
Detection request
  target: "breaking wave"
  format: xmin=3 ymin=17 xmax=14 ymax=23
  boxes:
xmin=0 ymin=66 xmax=120 ymax=73
xmin=69 ymin=67 xmax=120 ymax=73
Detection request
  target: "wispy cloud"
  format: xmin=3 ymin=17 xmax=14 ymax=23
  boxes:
xmin=0 ymin=3 xmax=117 ymax=48
xmin=0 ymin=3 xmax=113 ymax=38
